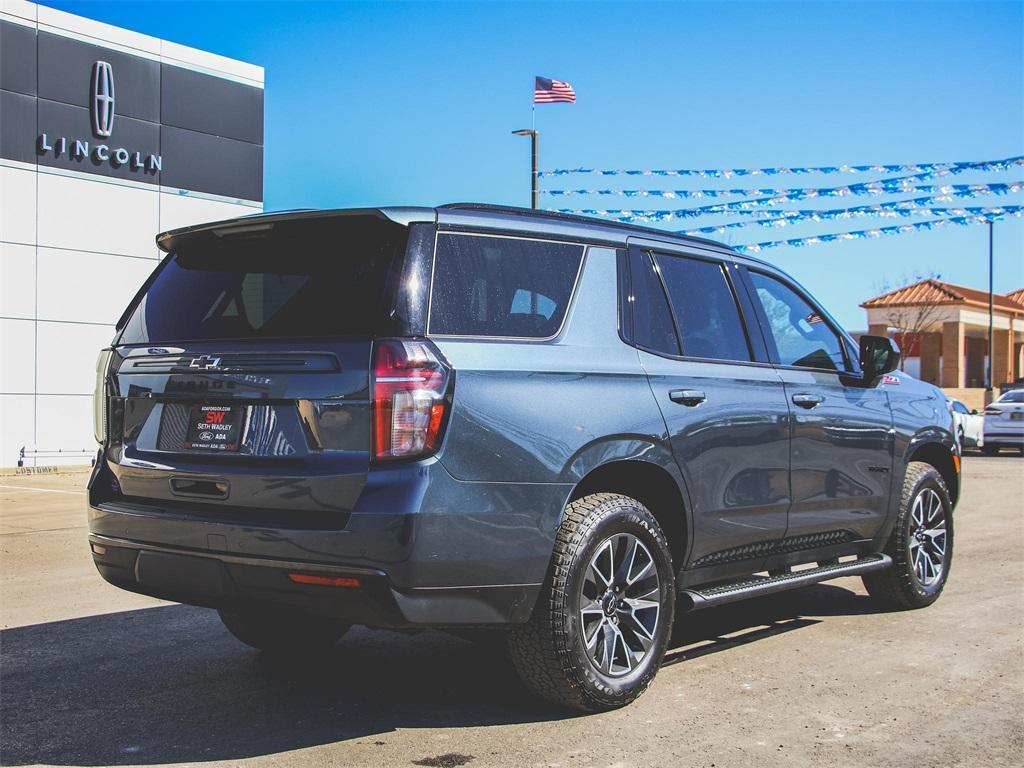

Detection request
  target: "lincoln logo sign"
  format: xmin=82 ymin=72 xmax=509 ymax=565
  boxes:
xmin=91 ymin=61 xmax=115 ymax=138
xmin=35 ymin=60 xmax=163 ymax=174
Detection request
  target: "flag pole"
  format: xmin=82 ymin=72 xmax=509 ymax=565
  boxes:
xmin=531 ymin=94 xmax=537 ymax=209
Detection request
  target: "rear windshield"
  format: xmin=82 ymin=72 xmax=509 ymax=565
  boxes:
xmin=118 ymin=216 xmax=409 ymax=343
xmin=428 ymin=233 xmax=585 ymax=338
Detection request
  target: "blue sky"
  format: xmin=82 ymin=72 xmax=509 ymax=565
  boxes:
xmin=41 ymin=0 xmax=1023 ymax=329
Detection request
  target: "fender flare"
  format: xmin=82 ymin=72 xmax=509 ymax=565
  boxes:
xmin=557 ymin=435 xmax=695 ymax=564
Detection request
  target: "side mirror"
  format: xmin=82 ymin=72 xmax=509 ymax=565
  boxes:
xmin=970 ymin=409 xmax=979 ymax=415
xmin=859 ymin=335 xmax=900 ymax=380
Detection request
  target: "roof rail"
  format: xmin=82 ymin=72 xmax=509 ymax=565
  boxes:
xmin=439 ymin=202 xmax=732 ymax=252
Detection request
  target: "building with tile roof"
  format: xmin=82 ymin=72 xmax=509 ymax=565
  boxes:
xmin=861 ymin=279 xmax=1024 ymax=397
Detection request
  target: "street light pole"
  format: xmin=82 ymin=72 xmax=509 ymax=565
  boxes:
xmin=986 ymin=219 xmax=994 ymax=403
xmin=512 ymin=129 xmax=538 ymax=208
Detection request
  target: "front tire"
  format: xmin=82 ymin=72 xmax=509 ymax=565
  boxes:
xmin=218 ymin=605 xmax=349 ymax=654
xmin=862 ymin=461 xmax=953 ymax=609
xmin=508 ymin=493 xmax=676 ymax=712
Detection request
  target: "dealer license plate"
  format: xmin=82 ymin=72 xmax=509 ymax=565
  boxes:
xmin=184 ymin=404 xmax=243 ymax=451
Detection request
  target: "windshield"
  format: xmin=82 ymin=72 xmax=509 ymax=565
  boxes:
xmin=118 ymin=216 xmax=409 ymax=344
xmin=997 ymin=390 xmax=1024 ymax=403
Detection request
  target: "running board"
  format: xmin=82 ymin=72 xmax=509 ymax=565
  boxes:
xmin=680 ymin=554 xmax=892 ymax=611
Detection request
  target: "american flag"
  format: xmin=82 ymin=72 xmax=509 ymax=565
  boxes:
xmin=534 ymin=76 xmax=576 ymax=104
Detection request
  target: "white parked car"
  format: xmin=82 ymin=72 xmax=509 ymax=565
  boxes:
xmin=982 ymin=389 xmax=1024 ymax=455
xmin=948 ymin=398 xmax=984 ymax=448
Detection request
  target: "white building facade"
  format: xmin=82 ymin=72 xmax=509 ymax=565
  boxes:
xmin=1 ymin=0 xmax=264 ymax=466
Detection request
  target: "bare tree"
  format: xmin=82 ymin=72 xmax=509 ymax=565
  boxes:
xmin=873 ymin=272 xmax=944 ymax=371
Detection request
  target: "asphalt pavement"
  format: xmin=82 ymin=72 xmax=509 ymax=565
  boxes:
xmin=1 ymin=455 xmax=1022 ymax=768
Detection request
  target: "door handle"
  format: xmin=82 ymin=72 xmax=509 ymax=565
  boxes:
xmin=791 ymin=393 xmax=825 ymax=409
xmin=669 ymin=389 xmax=707 ymax=406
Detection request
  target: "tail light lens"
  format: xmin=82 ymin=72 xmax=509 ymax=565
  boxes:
xmin=93 ymin=349 xmax=113 ymax=444
xmin=373 ymin=339 xmax=451 ymax=460
xmin=984 ymin=407 xmax=1001 ymax=416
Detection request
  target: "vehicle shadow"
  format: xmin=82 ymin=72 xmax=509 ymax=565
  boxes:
xmin=0 ymin=582 xmax=879 ymax=766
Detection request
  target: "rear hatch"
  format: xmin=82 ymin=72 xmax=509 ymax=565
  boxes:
xmin=97 ymin=213 xmax=420 ymax=526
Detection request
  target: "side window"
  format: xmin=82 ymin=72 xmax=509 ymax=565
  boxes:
xmin=749 ymin=271 xmax=847 ymax=371
xmin=428 ymin=233 xmax=584 ymax=337
xmin=628 ymin=248 xmax=680 ymax=356
xmin=653 ymin=253 xmax=752 ymax=362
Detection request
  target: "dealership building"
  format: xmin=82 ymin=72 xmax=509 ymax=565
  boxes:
xmin=1 ymin=0 xmax=264 ymax=466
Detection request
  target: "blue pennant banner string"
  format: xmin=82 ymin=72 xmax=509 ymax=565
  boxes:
xmin=733 ymin=209 xmax=1024 ymax=254
xmin=553 ymin=181 xmax=1023 ymax=220
xmin=539 ymin=155 xmax=1024 ymax=179
xmin=542 ymin=159 xmax=1024 ymax=198
xmin=678 ymin=205 xmax=1024 ymax=235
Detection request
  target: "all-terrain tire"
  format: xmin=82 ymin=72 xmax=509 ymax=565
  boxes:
xmin=862 ymin=461 xmax=953 ymax=609
xmin=507 ymin=493 xmax=676 ymax=712
xmin=218 ymin=605 xmax=349 ymax=653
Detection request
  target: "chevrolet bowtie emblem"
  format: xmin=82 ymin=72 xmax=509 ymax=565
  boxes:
xmin=188 ymin=355 xmax=222 ymax=370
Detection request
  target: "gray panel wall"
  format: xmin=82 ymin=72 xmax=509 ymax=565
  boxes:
xmin=0 ymin=21 xmax=37 ymax=96
xmin=161 ymin=64 xmax=263 ymax=144
xmin=160 ymin=125 xmax=263 ymax=200
xmin=0 ymin=20 xmax=263 ymax=201
xmin=0 ymin=90 xmax=37 ymax=163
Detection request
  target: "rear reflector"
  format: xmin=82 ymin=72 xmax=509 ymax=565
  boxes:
xmin=287 ymin=573 xmax=361 ymax=588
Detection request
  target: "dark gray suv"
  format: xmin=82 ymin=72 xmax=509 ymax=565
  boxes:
xmin=89 ymin=205 xmax=959 ymax=711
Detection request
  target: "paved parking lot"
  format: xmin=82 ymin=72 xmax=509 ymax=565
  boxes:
xmin=1 ymin=456 xmax=1022 ymax=768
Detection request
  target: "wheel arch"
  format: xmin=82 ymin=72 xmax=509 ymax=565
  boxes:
xmin=906 ymin=439 xmax=959 ymax=507
xmin=568 ymin=459 xmax=691 ymax=567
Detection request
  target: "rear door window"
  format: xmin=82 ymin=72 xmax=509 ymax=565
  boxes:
xmin=428 ymin=233 xmax=584 ymax=338
xmin=627 ymin=248 xmax=680 ymax=356
xmin=653 ymin=253 xmax=752 ymax=362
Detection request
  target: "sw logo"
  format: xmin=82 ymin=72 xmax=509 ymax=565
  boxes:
xmin=206 ymin=411 xmax=226 ymax=424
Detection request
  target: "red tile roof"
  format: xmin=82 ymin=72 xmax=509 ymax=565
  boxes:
xmin=861 ymin=279 xmax=1024 ymax=315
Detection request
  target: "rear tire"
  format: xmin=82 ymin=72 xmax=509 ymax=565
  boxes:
xmin=218 ymin=605 xmax=349 ymax=654
xmin=508 ymin=493 xmax=676 ymax=712
xmin=862 ymin=462 xmax=953 ymax=609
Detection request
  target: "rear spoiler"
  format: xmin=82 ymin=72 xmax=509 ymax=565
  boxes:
xmin=155 ymin=207 xmax=436 ymax=253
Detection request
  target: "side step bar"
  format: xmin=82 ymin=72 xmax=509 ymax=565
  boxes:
xmin=680 ymin=554 xmax=892 ymax=611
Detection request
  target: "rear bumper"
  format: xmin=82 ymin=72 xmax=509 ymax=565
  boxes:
xmin=89 ymin=532 xmax=540 ymax=627
xmin=983 ymin=433 xmax=1024 ymax=447
xmin=87 ymin=457 xmax=568 ymax=626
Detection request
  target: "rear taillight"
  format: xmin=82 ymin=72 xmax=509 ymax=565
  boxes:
xmin=372 ymin=339 xmax=451 ymax=460
xmin=93 ymin=349 xmax=113 ymax=444
xmin=984 ymin=407 xmax=1001 ymax=416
